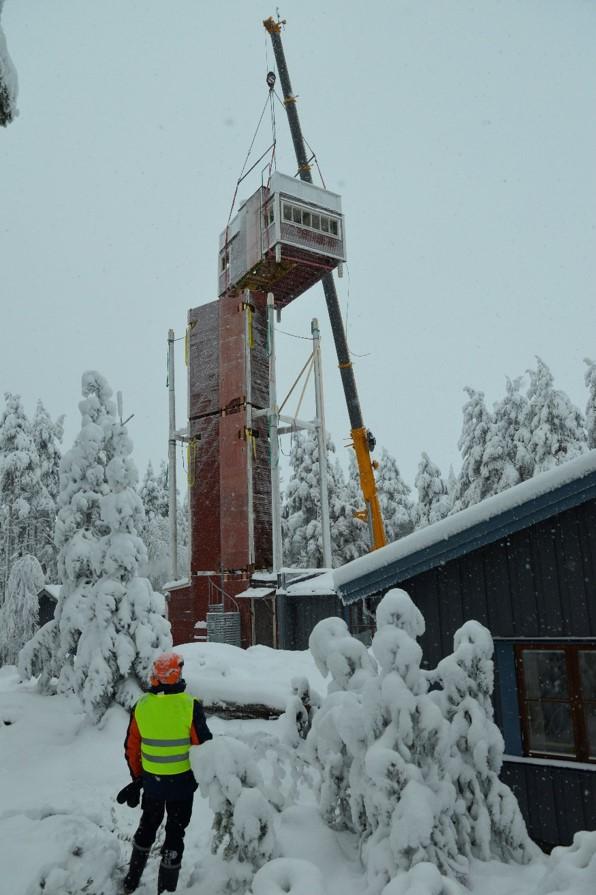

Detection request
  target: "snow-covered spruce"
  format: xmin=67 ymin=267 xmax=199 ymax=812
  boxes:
xmin=31 ymin=400 xmax=64 ymax=582
xmin=0 ymin=0 xmax=18 ymax=127
xmin=193 ymin=736 xmax=278 ymax=892
xmin=19 ymin=372 xmax=118 ymax=690
xmin=306 ymin=589 xmax=535 ymax=893
xmin=282 ymin=430 xmax=364 ymax=568
xmin=19 ymin=372 xmax=171 ymax=718
xmin=138 ymin=459 xmax=170 ymax=591
xmin=308 ymin=616 xmax=377 ymax=832
xmin=0 ymin=554 xmax=44 ymax=665
xmin=74 ymin=408 xmax=171 ymax=718
xmin=584 ymin=358 xmax=596 ymax=450
xmin=525 ymin=356 xmax=587 ymax=473
xmin=414 ymin=452 xmax=450 ymax=528
xmin=281 ymin=675 xmax=322 ymax=747
xmin=453 ymin=387 xmax=515 ymax=512
xmin=377 ymin=448 xmax=415 ymax=542
xmin=0 ymin=392 xmax=43 ymax=600
xmin=431 ymin=621 xmax=537 ymax=864
xmin=493 ymin=376 xmax=533 ymax=484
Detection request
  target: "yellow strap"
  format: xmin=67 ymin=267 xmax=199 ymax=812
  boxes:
xmin=187 ymin=438 xmax=198 ymax=487
xmin=185 ymin=322 xmax=196 ymax=366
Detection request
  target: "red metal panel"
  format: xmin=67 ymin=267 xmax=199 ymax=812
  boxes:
xmin=168 ymin=584 xmax=196 ymax=646
xmin=219 ymin=294 xmax=246 ymax=413
xmin=188 ymin=301 xmax=220 ymax=419
xmin=189 ymin=415 xmax=221 ymax=572
xmin=219 ymin=410 xmax=250 ymax=571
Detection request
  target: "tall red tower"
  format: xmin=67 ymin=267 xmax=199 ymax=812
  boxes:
xmin=167 ymin=172 xmax=345 ymax=647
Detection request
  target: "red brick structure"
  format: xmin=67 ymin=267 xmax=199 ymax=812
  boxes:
xmin=168 ymin=291 xmax=272 ymax=647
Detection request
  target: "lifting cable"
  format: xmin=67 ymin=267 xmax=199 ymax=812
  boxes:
xmin=225 ymin=72 xmax=279 ymax=233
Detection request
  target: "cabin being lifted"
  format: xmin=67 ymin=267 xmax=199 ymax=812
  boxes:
xmin=218 ymin=172 xmax=346 ymax=307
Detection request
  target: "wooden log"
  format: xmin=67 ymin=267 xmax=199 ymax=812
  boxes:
xmin=203 ymin=700 xmax=283 ymax=721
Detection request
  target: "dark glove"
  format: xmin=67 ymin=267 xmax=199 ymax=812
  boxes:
xmin=117 ymin=778 xmax=142 ymax=807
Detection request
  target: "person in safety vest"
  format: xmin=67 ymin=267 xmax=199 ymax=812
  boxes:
xmin=119 ymin=651 xmax=213 ymax=894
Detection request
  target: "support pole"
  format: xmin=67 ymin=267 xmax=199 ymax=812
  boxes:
xmin=268 ymin=294 xmax=284 ymax=574
xmin=312 ymin=318 xmax=332 ymax=569
xmin=244 ymin=292 xmax=256 ymax=566
xmin=167 ymin=329 xmax=179 ymax=581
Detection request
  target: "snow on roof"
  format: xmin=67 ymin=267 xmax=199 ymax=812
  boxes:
xmin=334 ymin=450 xmax=596 ymax=603
xmin=280 ymin=569 xmax=336 ymax=598
xmin=163 ymin=578 xmax=190 ymax=592
xmin=235 ymin=586 xmax=276 ymax=600
xmin=40 ymin=585 xmax=61 ymax=600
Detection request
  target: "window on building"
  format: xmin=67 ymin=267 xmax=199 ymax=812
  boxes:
xmin=321 ymin=216 xmax=329 ymax=233
xmin=264 ymin=204 xmax=274 ymax=227
xmin=311 ymin=213 xmax=320 ymax=230
xmin=516 ymin=643 xmax=596 ymax=763
xmin=302 ymin=211 xmax=311 ymax=227
xmin=283 ymin=203 xmax=292 ymax=221
xmin=329 ymin=218 xmax=339 ymax=236
xmin=292 ymin=206 xmax=302 ymax=224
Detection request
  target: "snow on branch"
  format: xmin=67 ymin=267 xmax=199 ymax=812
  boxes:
xmin=0 ymin=0 xmax=18 ymax=126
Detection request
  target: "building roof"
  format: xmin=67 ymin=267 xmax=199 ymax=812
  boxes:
xmin=333 ymin=451 xmax=596 ymax=605
xmin=235 ymin=586 xmax=276 ymax=600
xmin=39 ymin=585 xmax=61 ymax=601
xmin=278 ymin=569 xmax=336 ymax=598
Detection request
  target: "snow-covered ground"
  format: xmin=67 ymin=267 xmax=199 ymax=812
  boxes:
xmin=0 ymin=644 xmax=593 ymax=895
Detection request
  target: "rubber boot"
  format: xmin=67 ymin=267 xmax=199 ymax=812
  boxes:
xmin=123 ymin=841 xmax=150 ymax=893
xmin=157 ymin=849 xmax=181 ymax=893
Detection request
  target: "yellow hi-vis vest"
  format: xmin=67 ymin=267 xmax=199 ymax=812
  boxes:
xmin=135 ymin=692 xmax=194 ymax=776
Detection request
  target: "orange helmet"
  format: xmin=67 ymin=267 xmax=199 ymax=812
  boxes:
xmin=150 ymin=652 xmax=184 ymax=687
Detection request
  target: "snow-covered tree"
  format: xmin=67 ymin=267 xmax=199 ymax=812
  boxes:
xmin=306 ymin=589 xmax=536 ymax=893
xmin=432 ymin=622 xmax=536 ymax=864
xmin=0 ymin=554 xmax=44 ymax=665
xmin=19 ymin=372 xmax=117 ymax=690
xmin=193 ymin=736 xmax=278 ymax=892
xmin=446 ymin=466 xmax=458 ymax=511
xmin=282 ymin=431 xmax=359 ymax=568
xmin=414 ymin=452 xmax=450 ymax=528
xmin=493 ymin=377 xmax=533 ymax=483
xmin=376 ymin=448 xmax=415 ymax=542
xmin=525 ymin=357 xmax=587 ymax=473
xmin=0 ymin=0 xmax=18 ymax=127
xmin=0 ymin=393 xmax=42 ymax=593
xmin=139 ymin=461 xmax=170 ymax=591
xmin=30 ymin=401 xmax=64 ymax=580
xmin=344 ymin=450 xmax=371 ymax=557
xmin=584 ymin=358 xmax=596 ymax=449
xmin=453 ymin=388 xmax=515 ymax=512
xmin=19 ymin=371 xmax=171 ymax=714
xmin=73 ymin=406 xmax=171 ymax=719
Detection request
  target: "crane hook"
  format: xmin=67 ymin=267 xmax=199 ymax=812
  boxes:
xmin=266 ymin=71 xmax=276 ymax=90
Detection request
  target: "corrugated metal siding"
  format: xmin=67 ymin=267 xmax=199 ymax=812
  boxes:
xmin=277 ymin=594 xmax=343 ymax=650
xmin=502 ymin=761 xmax=596 ymax=847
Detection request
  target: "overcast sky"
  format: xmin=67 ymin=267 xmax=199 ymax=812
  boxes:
xmin=2 ymin=0 xmax=595 ymax=490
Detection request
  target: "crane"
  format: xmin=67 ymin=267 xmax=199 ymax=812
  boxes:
xmin=263 ymin=15 xmax=387 ymax=552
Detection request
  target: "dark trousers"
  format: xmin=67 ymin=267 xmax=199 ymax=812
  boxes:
xmin=134 ymin=792 xmax=194 ymax=861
